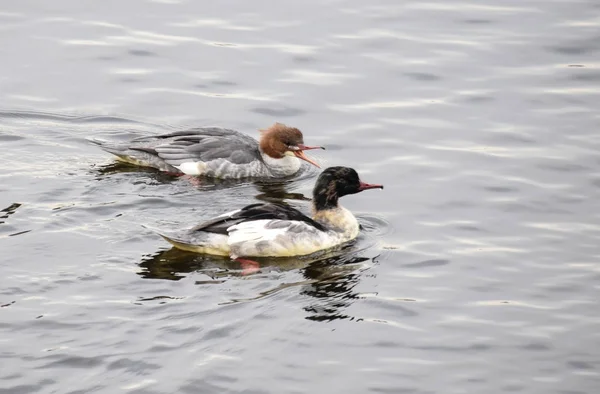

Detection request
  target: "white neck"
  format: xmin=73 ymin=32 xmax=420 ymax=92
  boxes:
xmin=313 ymin=205 xmax=359 ymax=237
xmin=260 ymin=150 xmax=301 ymax=177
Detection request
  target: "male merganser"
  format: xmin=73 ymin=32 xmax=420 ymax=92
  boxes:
xmin=151 ymin=167 xmax=383 ymax=262
xmin=90 ymin=123 xmax=324 ymax=178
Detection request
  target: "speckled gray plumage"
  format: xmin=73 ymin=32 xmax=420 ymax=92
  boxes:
xmin=91 ymin=127 xmax=307 ymax=178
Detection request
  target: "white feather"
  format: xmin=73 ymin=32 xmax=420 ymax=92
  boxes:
xmin=217 ymin=208 xmax=242 ymax=219
xmin=227 ymin=220 xmax=282 ymax=244
xmin=176 ymin=161 xmax=207 ymax=175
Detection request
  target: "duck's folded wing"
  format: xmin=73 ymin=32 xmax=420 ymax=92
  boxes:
xmin=130 ymin=127 xmax=260 ymax=166
xmin=191 ymin=203 xmax=326 ymax=235
xmin=226 ymin=218 xmax=321 ymax=243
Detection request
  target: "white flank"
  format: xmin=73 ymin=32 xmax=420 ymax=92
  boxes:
xmin=226 ymin=219 xmax=334 ymax=257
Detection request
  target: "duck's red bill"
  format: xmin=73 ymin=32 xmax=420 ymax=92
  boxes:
xmin=298 ymin=144 xmax=325 ymax=151
xmin=359 ymin=181 xmax=384 ymax=191
xmin=294 ymin=150 xmax=321 ymax=168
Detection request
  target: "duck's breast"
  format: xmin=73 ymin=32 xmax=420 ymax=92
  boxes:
xmin=261 ymin=153 xmax=302 ymax=177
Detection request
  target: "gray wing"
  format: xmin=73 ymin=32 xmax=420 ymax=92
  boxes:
xmin=130 ymin=127 xmax=261 ymax=166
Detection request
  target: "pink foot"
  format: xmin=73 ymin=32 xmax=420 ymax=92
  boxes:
xmin=181 ymin=175 xmax=203 ymax=186
xmin=235 ymin=258 xmax=261 ymax=276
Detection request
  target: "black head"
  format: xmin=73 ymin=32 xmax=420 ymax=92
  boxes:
xmin=313 ymin=166 xmax=383 ymax=211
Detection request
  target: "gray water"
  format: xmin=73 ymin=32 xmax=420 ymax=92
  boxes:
xmin=1 ymin=1 xmax=599 ymax=393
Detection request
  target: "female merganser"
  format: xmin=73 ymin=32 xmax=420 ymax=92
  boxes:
xmin=152 ymin=167 xmax=383 ymax=261
xmin=91 ymin=123 xmax=324 ymax=178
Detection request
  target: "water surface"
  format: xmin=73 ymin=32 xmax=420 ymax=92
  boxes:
xmin=1 ymin=1 xmax=599 ymax=393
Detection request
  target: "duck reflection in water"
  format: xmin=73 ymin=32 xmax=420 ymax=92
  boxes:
xmin=138 ymin=237 xmax=374 ymax=279
xmin=138 ymin=241 xmax=377 ymax=321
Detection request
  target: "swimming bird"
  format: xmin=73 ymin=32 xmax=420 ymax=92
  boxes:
xmin=90 ymin=123 xmax=324 ymax=178
xmin=151 ymin=166 xmax=383 ymax=265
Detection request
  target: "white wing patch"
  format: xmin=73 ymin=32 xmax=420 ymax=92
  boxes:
xmin=227 ymin=220 xmax=281 ymax=244
xmin=176 ymin=161 xmax=207 ymax=175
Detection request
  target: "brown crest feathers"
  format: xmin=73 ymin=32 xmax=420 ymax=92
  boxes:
xmin=258 ymin=123 xmax=304 ymax=158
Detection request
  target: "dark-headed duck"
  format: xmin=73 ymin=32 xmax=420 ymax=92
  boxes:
xmin=151 ymin=166 xmax=383 ymax=261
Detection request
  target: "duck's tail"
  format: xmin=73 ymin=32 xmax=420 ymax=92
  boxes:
xmin=142 ymin=225 xmax=231 ymax=256
xmin=87 ymin=137 xmax=168 ymax=170
xmin=86 ymin=137 xmax=130 ymax=156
